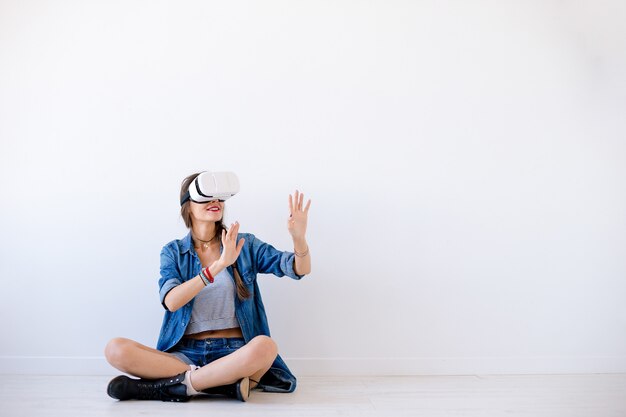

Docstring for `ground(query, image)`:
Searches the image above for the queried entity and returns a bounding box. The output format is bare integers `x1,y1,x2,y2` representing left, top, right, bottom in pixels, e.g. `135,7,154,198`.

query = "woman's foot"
107,373,191,402
201,376,250,401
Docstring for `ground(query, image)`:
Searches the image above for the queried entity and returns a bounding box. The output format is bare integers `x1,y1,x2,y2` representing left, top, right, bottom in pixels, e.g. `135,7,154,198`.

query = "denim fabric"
169,337,246,367
156,232,306,393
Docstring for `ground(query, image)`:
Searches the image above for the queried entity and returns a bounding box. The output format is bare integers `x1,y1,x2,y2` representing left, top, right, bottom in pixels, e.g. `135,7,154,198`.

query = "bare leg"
189,335,278,391
249,360,273,390
104,337,190,379
105,335,278,391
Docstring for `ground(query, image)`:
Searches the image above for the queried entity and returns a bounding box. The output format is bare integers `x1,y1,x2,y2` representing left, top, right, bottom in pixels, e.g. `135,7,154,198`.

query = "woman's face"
189,199,224,224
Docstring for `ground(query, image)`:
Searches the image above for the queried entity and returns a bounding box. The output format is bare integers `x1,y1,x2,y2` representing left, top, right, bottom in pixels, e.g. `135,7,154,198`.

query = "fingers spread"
291,190,311,214
230,222,239,239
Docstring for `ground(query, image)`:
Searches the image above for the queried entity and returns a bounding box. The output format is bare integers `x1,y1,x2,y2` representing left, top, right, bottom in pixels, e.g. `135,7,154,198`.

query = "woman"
104,171,312,402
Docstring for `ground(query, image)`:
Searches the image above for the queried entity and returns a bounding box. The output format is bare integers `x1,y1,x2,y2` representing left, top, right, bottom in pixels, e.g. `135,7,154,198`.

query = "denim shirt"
156,231,306,393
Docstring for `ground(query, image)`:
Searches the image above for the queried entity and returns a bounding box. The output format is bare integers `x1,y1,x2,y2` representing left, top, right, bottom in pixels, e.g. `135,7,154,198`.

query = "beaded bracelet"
200,266,214,284
198,271,210,286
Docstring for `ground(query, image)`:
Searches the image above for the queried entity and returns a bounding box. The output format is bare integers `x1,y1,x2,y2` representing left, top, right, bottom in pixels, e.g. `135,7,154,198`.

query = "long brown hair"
180,173,250,300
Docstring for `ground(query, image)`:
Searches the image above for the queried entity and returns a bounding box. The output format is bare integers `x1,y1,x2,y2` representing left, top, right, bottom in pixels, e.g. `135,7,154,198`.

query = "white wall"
1,0,625,376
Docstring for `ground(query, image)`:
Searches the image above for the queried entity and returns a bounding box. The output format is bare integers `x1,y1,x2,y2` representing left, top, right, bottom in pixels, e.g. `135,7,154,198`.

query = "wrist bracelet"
203,266,214,283
199,272,210,286
199,267,213,285
294,246,309,257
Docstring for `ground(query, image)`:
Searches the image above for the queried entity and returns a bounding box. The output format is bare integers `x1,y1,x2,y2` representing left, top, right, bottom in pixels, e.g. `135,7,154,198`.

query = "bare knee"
104,337,135,371
249,335,278,363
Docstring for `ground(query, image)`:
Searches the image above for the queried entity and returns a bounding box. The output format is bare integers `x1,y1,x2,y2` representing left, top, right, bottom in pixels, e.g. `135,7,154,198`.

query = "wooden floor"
1,374,625,417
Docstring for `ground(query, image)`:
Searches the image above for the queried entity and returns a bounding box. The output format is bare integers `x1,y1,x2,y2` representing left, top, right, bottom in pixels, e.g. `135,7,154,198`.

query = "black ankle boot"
201,376,250,402
107,372,191,402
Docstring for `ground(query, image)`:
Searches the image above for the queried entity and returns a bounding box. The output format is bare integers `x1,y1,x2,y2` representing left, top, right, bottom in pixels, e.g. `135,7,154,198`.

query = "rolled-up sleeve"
158,247,182,309
280,251,306,280
251,234,306,280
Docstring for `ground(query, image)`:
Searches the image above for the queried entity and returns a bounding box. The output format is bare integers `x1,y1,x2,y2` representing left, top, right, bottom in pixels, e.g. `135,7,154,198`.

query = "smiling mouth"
207,207,220,212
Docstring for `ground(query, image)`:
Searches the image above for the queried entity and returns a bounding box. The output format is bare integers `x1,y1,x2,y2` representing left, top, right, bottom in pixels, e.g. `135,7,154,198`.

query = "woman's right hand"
218,221,245,267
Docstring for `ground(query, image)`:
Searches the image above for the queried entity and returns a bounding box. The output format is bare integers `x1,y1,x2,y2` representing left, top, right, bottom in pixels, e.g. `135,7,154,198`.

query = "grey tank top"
184,267,239,335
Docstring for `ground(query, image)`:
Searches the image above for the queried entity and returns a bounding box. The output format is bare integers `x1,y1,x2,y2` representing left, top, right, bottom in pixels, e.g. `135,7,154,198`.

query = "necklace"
192,232,217,251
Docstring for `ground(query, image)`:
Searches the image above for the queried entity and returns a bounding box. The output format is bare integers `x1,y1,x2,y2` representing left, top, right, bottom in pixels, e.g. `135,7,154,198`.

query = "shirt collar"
181,231,193,254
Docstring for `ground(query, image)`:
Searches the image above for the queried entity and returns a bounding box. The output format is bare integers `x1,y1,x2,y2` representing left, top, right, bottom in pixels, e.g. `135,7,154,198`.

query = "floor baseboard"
1,355,625,376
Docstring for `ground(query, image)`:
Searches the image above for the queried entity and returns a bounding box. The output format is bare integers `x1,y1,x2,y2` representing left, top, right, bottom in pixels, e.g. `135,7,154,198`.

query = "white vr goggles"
180,171,240,206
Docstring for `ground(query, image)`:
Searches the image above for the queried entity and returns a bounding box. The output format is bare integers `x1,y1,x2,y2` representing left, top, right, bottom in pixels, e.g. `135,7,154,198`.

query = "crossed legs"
104,335,278,391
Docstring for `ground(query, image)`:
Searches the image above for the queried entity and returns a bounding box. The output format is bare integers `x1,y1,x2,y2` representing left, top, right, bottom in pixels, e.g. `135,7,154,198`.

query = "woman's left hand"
287,190,311,240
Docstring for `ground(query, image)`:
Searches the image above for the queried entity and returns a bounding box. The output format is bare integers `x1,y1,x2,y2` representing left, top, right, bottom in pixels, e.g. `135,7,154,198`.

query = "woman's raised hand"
219,221,245,267
288,190,311,240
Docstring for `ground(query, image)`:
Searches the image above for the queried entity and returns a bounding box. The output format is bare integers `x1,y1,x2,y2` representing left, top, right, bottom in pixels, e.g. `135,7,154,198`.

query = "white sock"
182,365,201,396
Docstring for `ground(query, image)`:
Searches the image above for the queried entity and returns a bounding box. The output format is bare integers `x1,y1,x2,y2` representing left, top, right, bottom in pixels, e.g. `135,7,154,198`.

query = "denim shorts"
168,337,246,368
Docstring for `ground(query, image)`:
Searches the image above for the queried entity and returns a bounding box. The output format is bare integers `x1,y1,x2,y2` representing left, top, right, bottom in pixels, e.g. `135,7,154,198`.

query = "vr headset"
180,171,240,206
